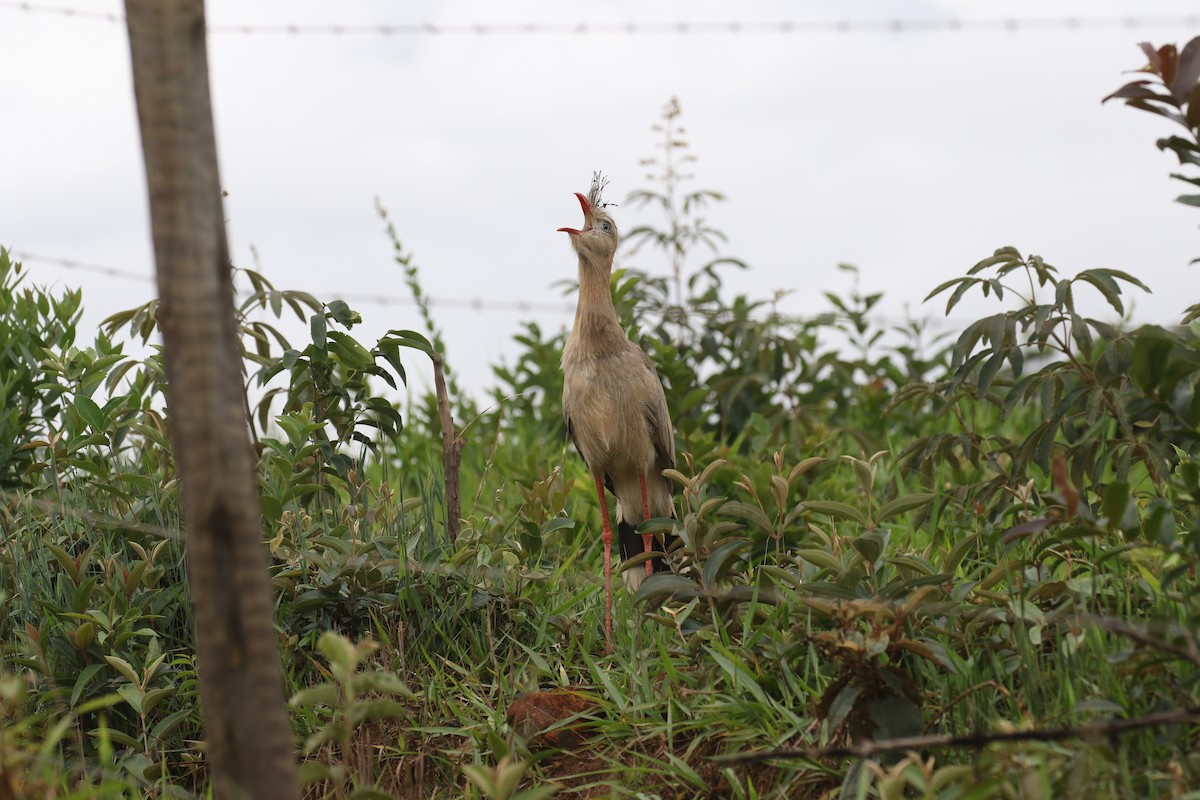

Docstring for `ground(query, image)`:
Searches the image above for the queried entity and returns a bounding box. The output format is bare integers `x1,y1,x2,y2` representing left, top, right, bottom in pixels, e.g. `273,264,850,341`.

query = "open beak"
557,192,594,235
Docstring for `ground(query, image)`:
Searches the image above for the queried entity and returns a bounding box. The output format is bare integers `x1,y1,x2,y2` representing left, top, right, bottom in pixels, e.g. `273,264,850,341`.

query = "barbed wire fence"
5,2,1182,327
1,1,1197,35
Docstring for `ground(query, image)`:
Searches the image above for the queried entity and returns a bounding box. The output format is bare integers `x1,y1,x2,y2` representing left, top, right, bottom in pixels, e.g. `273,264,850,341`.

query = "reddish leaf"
1126,98,1187,126
1172,35,1200,102
1001,517,1055,545
1102,82,1173,104
1159,44,1179,86
1140,41,1162,72
1052,452,1079,519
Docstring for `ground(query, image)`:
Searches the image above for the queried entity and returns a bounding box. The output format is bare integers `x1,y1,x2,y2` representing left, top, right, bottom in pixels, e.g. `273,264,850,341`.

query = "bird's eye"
599,221,612,233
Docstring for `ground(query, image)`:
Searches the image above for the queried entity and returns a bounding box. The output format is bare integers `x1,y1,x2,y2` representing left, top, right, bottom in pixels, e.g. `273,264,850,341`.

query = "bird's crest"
588,171,616,209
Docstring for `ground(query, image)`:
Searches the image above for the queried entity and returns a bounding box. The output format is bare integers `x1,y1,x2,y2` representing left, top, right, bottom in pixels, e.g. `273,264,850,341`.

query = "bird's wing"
564,411,582,462
563,381,587,464
565,396,616,494
638,349,676,473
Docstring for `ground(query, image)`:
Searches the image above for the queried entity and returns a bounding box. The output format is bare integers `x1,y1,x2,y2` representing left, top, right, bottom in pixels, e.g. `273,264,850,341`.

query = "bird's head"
558,173,618,264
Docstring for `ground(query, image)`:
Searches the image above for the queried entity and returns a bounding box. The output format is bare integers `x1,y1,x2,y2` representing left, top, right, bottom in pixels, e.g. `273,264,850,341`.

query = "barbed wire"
14,250,153,282
11,249,968,328
11,250,578,313
1,1,1196,36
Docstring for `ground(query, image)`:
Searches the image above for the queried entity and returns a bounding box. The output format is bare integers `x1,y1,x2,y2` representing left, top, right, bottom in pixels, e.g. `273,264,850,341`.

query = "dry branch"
432,351,463,546
728,705,1200,763
1088,615,1200,668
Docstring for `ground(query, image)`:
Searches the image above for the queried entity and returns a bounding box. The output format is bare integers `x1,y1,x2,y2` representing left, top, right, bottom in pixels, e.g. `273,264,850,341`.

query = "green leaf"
977,350,1005,397
1001,517,1055,545
290,684,340,708
1144,499,1176,546
706,645,769,706
149,707,193,741
74,395,105,430
924,275,969,303
1078,270,1125,315
385,329,435,355
987,312,1008,348
801,500,868,527
350,671,414,698
298,762,335,786
46,543,81,583
317,631,361,676
1101,482,1130,529
1007,340,1025,378
769,474,789,512
759,564,803,589
541,516,576,535
462,764,496,796
76,693,123,714
96,728,141,749
310,311,328,351
350,789,406,800
702,539,749,587
968,247,1022,275
347,699,409,724
1071,313,1093,355
719,501,772,531
637,574,703,604
888,554,934,576
788,456,826,483
1072,698,1125,715
846,456,874,496
942,277,979,315
326,331,374,367
866,693,924,740
942,532,980,574
70,663,108,708
826,682,864,732
951,318,987,372
116,683,144,714
796,548,843,573
103,655,140,686
722,585,781,605
850,532,884,564
321,298,353,326
141,686,173,715
876,493,935,523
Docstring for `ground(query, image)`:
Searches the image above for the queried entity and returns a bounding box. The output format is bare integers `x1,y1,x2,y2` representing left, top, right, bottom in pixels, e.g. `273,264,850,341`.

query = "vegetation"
1,37,1199,799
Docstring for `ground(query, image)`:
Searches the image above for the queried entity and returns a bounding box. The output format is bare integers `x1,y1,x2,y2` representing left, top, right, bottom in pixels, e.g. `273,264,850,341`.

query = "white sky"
3,1,1198,401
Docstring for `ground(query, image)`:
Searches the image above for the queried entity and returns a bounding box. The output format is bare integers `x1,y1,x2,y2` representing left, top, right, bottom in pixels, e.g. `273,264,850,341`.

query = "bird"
558,173,677,644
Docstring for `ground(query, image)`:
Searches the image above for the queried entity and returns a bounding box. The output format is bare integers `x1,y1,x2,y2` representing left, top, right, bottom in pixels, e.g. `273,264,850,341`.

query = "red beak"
557,192,594,235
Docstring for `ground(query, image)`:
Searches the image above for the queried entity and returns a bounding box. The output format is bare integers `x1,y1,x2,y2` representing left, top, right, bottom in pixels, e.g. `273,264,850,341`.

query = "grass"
4,375,1200,798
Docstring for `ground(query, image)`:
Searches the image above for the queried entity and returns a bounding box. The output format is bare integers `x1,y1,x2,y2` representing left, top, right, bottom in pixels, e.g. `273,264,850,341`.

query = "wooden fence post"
123,1,299,796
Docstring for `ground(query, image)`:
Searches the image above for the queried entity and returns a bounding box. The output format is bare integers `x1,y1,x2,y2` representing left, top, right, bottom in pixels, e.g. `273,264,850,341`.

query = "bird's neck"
571,255,626,351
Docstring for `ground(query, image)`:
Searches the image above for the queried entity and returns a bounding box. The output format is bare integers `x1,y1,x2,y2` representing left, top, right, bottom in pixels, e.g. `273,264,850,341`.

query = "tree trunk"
123,2,298,797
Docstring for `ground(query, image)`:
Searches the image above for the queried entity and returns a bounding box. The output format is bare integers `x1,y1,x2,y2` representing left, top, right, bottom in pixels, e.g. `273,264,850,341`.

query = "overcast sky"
3,0,1198,401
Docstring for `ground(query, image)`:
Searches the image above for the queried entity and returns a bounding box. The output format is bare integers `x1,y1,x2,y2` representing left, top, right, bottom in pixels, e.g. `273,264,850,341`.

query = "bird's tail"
616,505,678,593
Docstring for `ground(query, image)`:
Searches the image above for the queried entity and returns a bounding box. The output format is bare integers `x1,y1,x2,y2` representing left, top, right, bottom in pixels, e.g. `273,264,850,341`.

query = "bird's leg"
594,474,614,646
639,474,654,577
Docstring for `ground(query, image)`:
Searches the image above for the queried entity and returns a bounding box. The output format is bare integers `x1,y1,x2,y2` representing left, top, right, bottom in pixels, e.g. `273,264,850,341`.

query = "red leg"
639,474,654,576
594,474,614,645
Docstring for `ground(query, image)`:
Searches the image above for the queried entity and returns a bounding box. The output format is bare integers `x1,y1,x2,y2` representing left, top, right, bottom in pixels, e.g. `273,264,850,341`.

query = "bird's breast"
562,354,658,474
